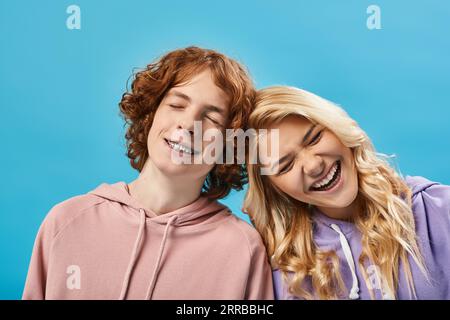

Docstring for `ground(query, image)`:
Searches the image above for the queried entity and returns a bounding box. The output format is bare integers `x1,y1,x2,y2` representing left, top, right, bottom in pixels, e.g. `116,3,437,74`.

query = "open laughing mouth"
309,160,342,192
164,138,199,155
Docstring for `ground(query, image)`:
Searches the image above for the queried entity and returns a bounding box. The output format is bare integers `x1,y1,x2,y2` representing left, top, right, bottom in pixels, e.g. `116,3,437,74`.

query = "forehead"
167,69,230,108
268,115,313,142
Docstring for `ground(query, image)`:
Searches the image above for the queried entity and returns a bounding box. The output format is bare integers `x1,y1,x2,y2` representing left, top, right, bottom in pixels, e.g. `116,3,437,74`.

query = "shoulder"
39,192,105,240
405,176,450,246
228,214,263,242
405,175,450,216
406,175,450,197
215,206,267,255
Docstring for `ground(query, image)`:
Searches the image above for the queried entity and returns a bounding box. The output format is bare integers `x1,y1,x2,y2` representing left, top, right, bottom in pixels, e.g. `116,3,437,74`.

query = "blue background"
1,0,449,299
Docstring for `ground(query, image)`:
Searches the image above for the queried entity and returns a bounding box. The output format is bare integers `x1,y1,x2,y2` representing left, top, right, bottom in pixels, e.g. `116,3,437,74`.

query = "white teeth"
167,140,193,154
312,163,338,188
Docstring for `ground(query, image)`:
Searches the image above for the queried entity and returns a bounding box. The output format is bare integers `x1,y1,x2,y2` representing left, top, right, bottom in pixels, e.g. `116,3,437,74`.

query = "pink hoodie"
22,182,274,300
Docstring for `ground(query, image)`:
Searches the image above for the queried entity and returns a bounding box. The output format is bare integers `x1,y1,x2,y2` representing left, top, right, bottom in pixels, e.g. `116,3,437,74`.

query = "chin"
158,162,190,177
148,153,181,174
337,189,359,208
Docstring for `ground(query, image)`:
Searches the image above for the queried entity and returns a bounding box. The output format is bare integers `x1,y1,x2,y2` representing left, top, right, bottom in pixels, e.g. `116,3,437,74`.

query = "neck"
127,160,204,215
316,196,362,221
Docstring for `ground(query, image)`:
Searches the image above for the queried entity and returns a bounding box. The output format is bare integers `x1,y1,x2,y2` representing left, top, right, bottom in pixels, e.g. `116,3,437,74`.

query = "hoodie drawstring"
145,215,177,300
119,209,147,300
119,211,178,300
330,223,360,300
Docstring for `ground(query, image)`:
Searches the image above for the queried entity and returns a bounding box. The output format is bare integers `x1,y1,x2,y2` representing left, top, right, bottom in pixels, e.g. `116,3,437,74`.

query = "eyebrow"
270,124,317,172
168,90,226,115
168,90,191,102
204,104,225,116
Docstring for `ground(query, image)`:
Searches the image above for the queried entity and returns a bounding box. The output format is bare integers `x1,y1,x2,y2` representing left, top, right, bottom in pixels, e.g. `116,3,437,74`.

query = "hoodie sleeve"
407,176,450,279
22,195,95,300
272,269,290,300
22,207,59,300
244,233,275,300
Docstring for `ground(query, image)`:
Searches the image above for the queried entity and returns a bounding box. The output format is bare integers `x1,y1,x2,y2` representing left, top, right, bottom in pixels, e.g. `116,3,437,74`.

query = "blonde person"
243,86,450,300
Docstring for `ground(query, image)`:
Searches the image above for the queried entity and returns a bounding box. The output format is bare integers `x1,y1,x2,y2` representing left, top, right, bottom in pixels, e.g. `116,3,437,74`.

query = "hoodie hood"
88,181,227,225
88,181,228,299
405,175,438,196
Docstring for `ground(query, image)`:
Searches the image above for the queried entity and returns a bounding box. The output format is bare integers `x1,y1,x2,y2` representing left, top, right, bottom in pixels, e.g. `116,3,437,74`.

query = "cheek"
202,126,223,143
321,132,346,154
348,158,359,189
344,149,357,176
147,123,158,144
147,121,165,155
152,106,172,126
342,149,359,195
148,109,169,139
271,173,302,198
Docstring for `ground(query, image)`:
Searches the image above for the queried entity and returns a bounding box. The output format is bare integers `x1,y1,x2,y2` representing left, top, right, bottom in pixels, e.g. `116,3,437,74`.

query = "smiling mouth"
164,138,198,155
309,160,341,192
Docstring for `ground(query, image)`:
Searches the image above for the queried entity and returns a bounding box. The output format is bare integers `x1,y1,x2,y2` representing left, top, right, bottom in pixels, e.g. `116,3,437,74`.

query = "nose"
177,123,194,136
177,111,197,135
302,152,325,178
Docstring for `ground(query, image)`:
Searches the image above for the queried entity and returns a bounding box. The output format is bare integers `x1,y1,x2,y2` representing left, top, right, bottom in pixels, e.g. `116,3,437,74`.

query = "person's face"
264,116,359,212
146,68,229,180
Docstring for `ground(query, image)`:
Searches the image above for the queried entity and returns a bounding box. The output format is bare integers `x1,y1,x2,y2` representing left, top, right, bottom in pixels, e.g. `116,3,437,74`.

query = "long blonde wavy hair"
244,86,428,300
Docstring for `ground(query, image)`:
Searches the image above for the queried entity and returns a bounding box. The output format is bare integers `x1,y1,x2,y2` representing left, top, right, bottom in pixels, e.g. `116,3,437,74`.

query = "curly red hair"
119,46,255,200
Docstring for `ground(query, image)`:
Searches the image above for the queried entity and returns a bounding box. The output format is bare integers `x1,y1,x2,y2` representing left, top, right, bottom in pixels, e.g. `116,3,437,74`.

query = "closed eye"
206,115,221,125
169,104,184,109
309,130,323,146
203,111,223,127
277,160,294,175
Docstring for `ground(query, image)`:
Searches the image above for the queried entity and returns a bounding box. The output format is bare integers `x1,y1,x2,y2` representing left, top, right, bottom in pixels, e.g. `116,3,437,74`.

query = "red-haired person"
23,47,274,300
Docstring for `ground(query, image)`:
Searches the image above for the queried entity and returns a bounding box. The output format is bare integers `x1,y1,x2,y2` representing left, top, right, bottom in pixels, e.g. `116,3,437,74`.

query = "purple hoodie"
273,176,450,300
